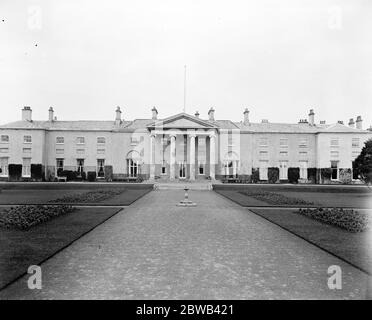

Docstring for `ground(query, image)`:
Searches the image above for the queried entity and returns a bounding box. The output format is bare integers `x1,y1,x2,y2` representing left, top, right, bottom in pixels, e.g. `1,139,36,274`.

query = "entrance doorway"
179,161,186,179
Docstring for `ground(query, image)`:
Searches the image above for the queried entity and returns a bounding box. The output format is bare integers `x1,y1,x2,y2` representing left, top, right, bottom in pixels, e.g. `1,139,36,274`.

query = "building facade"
0,106,371,183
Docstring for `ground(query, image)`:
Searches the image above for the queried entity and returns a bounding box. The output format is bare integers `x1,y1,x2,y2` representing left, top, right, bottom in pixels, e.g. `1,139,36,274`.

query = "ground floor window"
97,159,105,177
56,158,64,176
161,160,166,175
77,159,84,176
223,160,238,177
178,161,186,179
22,158,31,177
259,161,268,180
0,157,8,177
128,159,139,177
198,161,205,175
279,161,288,180
331,161,338,180
299,161,308,179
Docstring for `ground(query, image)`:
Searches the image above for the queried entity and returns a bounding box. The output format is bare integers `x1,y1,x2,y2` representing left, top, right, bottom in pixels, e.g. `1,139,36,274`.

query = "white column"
209,133,216,180
189,134,196,180
170,134,176,180
233,160,237,177
150,134,156,179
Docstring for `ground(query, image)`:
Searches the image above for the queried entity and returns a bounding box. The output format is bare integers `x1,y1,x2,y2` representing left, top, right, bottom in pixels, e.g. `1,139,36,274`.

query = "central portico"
147,112,218,181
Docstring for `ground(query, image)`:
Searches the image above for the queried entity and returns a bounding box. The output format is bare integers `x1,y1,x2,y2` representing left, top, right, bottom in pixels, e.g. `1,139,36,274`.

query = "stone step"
154,182,213,190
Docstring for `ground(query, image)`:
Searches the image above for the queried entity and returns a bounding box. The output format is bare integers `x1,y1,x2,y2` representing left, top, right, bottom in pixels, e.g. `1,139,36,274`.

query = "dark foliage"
31,164,43,180
353,138,372,185
8,164,22,181
288,167,300,183
251,168,259,183
298,207,369,232
0,205,75,230
268,167,279,183
87,171,97,182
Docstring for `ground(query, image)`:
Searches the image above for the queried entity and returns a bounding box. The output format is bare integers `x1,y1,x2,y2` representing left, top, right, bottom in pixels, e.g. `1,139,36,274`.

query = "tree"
354,138,372,187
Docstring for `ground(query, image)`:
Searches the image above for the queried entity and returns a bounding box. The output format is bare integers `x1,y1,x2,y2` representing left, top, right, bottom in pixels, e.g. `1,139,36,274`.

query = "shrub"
321,168,332,180
59,170,77,181
307,167,317,183
288,167,300,183
298,207,369,232
8,164,22,181
339,168,352,184
239,190,315,205
104,165,113,181
252,168,259,183
268,167,279,183
49,188,126,203
31,164,43,181
0,205,75,230
353,138,372,185
87,171,97,182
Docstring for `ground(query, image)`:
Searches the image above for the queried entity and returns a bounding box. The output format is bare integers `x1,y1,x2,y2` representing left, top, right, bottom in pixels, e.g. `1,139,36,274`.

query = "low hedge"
8,164,22,181
268,167,279,183
321,168,332,180
307,167,317,183
49,188,126,203
252,168,259,183
87,171,97,182
298,207,369,232
0,205,75,230
31,164,43,181
239,190,315,205
288,167,300,183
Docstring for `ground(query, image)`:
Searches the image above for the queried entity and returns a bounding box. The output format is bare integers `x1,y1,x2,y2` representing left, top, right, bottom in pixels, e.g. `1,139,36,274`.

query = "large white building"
0,106,371,183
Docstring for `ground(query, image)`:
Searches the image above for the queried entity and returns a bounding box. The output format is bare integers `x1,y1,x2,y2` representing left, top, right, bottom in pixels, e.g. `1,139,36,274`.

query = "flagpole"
183,65,186,113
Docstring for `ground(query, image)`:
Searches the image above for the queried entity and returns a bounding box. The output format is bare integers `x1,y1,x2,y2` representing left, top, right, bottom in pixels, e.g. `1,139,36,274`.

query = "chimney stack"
22,106,32,121
208,107,215,121
308,109,315,126
195,111,200,118
348,118,355,128
48,107,54,121
356,116,363,129
115,106,122,126
243,108,249,125
151,107,158,120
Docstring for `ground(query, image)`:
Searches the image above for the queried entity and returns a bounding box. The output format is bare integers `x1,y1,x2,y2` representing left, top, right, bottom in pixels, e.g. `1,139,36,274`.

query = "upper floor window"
259,138,268,147
76,137,85,144
130,136,139,145
299,138,307,148
24,135,32,143
97,137,106,144
352,138,359,148
279,138,288,147
279,151,288,156
0,135,9,143
330,138,339,147
56,137,64,144
330,150,339,158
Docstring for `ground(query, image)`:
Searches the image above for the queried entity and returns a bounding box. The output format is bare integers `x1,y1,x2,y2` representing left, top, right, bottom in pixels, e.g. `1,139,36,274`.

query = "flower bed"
0,205,75,230
239,191,315,205
298,207,369,232
48,188,126,203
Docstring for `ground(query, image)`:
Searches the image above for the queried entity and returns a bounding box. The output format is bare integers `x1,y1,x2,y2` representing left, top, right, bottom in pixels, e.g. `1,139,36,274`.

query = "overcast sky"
0,0,371,127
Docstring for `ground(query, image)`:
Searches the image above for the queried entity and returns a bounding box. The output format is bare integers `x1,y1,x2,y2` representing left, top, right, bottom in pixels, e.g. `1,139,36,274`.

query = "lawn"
0,183,153,205
248,208,372,274
0,183,153,290
0,206,122,290
213,184,372,208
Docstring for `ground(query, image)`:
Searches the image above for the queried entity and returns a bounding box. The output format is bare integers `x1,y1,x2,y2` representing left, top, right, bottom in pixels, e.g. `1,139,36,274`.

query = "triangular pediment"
147,113,218,129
